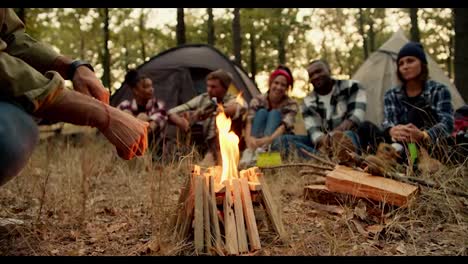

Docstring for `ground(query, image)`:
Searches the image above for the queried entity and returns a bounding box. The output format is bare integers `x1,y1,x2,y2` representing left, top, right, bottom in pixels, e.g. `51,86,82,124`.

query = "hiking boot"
239,148,257,169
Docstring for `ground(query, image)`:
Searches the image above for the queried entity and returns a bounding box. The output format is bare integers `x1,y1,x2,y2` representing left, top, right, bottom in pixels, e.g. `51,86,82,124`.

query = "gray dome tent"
111,44,260,108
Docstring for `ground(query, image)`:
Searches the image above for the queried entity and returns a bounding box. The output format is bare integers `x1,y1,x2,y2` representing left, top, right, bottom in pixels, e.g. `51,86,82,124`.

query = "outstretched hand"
100,106,149,160
72,66,110,104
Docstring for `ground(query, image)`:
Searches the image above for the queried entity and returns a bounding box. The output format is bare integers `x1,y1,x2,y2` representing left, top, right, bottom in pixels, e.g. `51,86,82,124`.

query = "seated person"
239,65,298,167
117,69,167,151
279,59,367,163
168,69,247,166
357,42,454,166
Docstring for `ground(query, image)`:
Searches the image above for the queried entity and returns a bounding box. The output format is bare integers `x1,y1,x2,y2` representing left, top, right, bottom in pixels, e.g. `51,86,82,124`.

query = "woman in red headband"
240,65,299,168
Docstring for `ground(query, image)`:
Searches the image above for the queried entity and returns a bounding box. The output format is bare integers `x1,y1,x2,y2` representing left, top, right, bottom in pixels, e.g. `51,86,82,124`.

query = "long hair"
396,61,429,85
124,69,148,88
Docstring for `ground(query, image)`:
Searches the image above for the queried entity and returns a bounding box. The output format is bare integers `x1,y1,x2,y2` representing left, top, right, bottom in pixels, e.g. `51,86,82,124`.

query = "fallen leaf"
396,243,407,254
107,222,128,233
367,224,384,234
50,249,59,255
351,219,369,238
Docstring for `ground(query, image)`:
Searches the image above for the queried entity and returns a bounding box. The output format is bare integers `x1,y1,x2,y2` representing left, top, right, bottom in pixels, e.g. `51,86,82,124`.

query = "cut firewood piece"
304,185,347,205
240,167,260,183
223,180,238,255
194,175,204,254
326,165,419,207
214,183,226,194
209,175,222,253
232,179,249,254
256,171,287,242
173,166,198,238
203,174,212,253
239,177,261,251
177,170,197,241
207,166,222,185
248,182,261,191
214,181,260,193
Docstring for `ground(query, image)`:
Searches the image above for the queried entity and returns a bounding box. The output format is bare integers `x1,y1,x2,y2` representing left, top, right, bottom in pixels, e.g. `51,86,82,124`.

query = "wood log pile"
172,165,286,255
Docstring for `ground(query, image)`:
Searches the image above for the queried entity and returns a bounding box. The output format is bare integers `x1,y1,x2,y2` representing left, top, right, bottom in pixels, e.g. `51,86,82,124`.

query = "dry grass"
0,133,467,256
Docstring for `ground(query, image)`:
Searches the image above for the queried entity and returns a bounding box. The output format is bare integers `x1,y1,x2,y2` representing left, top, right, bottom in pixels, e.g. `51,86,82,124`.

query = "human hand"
100,106,149,160
72,66,110,104
389,125,412,142
246,137,259,149
405,123,425,142
256,136,272,148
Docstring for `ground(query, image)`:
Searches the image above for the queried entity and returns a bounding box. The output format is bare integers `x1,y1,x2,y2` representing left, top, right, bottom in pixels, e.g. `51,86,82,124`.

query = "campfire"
172,105,286,255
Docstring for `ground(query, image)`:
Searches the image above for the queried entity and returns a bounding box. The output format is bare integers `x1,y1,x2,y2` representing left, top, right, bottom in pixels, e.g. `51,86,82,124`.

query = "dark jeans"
356,121,391,154
0,101,39,186
251,108,282,139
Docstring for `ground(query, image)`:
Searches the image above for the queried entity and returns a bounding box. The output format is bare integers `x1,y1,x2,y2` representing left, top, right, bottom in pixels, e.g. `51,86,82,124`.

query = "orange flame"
216,104,240,183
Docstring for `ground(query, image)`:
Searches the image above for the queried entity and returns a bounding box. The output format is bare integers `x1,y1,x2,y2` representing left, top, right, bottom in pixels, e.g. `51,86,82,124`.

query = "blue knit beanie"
397,42,427,64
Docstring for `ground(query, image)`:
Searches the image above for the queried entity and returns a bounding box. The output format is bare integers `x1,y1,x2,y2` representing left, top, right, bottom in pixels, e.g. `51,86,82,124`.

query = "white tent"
352,28,465,126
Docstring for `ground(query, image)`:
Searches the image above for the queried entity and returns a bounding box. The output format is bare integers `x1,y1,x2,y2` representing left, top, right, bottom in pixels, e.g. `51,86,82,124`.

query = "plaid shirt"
302,79,367,144
247,93,298,134
168,92,247,140
382,80,454,142
117,98,168,130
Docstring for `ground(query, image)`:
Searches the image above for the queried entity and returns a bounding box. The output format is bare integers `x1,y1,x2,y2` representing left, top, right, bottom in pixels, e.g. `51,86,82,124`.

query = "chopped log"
215,181,260,195
177,169,197,241
326,165,419,207
232,179,249,253
304,185,347,205
203,174,212,253
194,175,204,254
209,175,222,253
223,180,238,255
239,177,261,251
173,166,199,237
256,171,287,242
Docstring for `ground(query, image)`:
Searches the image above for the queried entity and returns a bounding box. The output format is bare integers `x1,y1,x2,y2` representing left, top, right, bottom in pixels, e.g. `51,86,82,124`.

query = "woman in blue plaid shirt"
357,42,454,161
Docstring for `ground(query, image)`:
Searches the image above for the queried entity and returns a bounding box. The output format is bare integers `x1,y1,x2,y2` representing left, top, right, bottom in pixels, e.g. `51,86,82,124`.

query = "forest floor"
1,133,467,256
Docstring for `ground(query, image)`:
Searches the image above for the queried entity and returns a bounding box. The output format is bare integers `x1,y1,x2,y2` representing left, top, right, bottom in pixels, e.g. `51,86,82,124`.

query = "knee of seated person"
0,102,39,186
268,109,282,117
255,108,268,116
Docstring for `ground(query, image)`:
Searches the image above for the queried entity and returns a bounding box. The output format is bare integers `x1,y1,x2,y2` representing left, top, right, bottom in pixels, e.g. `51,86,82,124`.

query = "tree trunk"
278,34,286,65
358,8,369,60
176,8,186,45
232,8,242,66
102,8,111,92
139,10,147,61
249,32,257,83
409,8,421,42
454,8,468,102
207,8,215,46
123,32,129,72
368,18,375,53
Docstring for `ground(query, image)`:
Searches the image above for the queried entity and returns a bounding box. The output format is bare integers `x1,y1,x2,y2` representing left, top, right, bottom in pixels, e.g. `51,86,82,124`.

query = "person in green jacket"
0,8,149,186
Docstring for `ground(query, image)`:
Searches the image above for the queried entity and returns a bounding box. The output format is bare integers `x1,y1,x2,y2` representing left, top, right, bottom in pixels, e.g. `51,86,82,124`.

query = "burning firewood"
172,106,286,255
